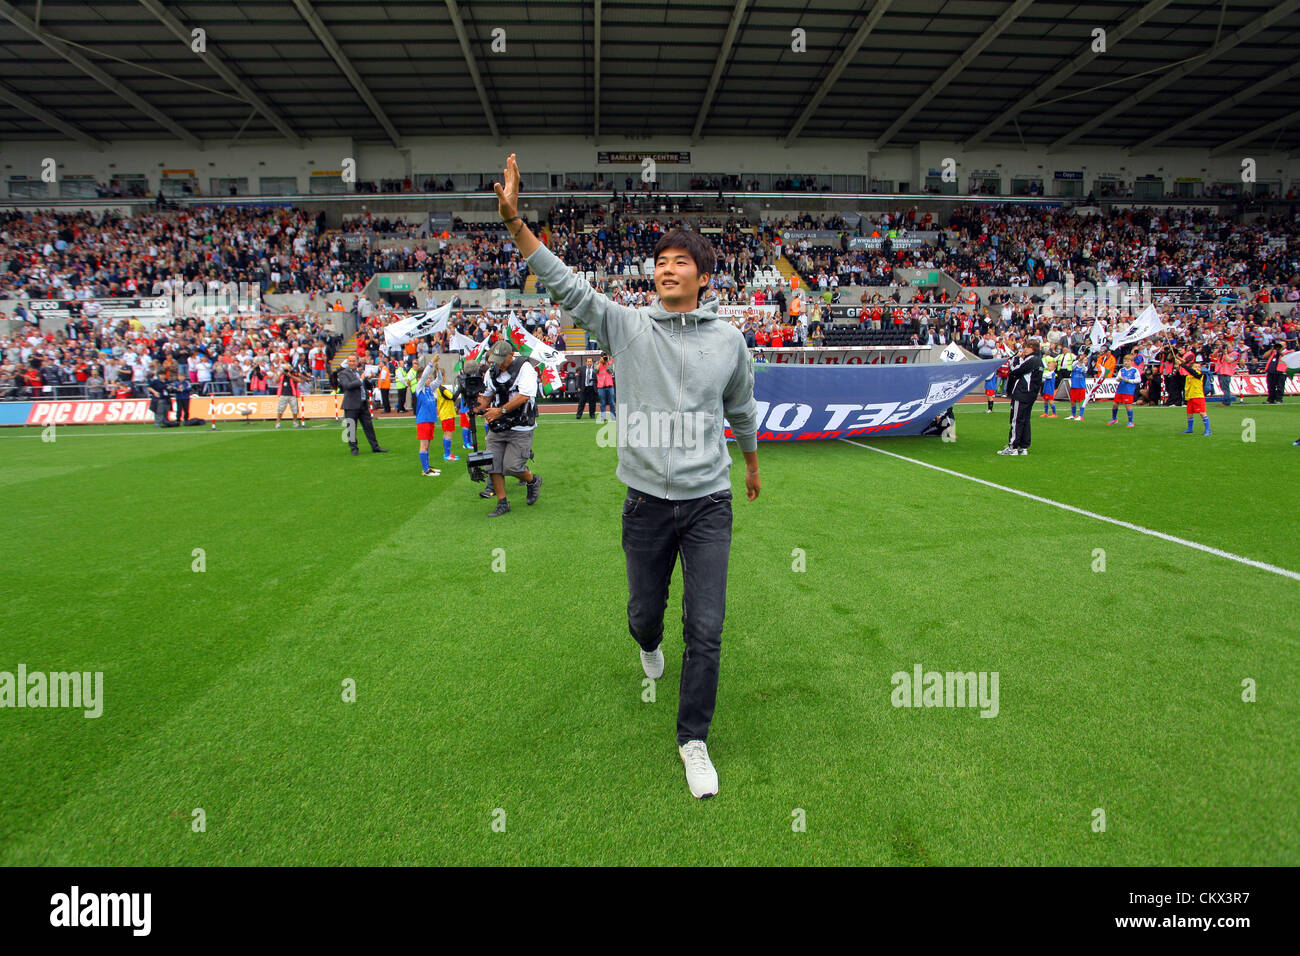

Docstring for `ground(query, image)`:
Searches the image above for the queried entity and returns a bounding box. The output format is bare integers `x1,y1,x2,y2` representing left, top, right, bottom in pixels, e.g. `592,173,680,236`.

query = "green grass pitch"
1,400,1297,866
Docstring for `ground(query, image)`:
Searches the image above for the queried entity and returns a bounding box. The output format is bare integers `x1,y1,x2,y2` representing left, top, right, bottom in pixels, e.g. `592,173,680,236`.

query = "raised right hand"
494,154,520,221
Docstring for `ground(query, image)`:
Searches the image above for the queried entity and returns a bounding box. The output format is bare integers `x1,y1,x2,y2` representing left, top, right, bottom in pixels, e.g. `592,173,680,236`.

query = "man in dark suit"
575,355,598,419
337,355,389,456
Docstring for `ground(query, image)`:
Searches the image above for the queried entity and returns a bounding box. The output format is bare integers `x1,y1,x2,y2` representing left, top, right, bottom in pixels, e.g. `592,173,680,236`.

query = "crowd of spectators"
3,199,1298,403
0,206,371,300
939,204,1300,296
0,312,340,400
755,204,1300,305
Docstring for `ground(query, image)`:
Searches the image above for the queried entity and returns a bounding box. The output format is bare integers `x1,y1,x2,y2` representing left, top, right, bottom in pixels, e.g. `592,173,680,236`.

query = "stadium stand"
3,198,1298,404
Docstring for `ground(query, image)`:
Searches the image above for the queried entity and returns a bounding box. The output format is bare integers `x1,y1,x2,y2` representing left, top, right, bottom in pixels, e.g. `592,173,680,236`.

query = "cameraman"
475,339,542,517
337,355,389,456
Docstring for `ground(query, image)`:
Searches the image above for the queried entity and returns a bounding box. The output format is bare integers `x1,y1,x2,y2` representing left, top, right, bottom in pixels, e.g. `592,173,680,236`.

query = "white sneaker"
1017,448,1029,455
640,646,664,679
274,422,281,429
996,446,1015,455
679,740,718,799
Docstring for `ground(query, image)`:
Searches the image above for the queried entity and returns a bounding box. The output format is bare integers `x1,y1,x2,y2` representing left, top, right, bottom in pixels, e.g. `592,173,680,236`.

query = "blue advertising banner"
0,403,34,426
725,358,1005,441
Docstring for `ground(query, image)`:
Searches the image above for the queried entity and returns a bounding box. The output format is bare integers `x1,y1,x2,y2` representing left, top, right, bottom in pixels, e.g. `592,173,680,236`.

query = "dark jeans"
576,385,598,418
622,486,733,746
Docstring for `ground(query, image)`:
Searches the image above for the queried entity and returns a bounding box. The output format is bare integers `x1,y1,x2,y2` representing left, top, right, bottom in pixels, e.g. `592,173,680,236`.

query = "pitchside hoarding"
22,297,171,324
753,347,931,365
722,358,1006,441
556,346,933,374
1,395,343,425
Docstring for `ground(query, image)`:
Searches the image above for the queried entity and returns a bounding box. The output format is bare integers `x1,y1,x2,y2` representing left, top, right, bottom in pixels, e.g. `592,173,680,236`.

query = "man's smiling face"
655,248,708,313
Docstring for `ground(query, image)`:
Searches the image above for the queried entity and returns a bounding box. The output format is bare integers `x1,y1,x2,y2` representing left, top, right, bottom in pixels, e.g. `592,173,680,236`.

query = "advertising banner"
190,395,342,421
717,304,778,318
1050,375,1297,400
753,347,932,365
1228,375,1299,397
0,395,344,426
22,399,155,425
847,236,929,250
24,297,171,324
723,359,1003,441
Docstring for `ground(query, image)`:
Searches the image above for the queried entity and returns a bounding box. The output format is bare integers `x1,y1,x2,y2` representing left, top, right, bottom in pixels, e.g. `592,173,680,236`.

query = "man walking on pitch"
475,339,543,517
494,153,760,798
337,355,390,456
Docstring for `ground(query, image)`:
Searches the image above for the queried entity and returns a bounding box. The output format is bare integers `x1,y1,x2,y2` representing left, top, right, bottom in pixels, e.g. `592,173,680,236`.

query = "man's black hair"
652,230,717,304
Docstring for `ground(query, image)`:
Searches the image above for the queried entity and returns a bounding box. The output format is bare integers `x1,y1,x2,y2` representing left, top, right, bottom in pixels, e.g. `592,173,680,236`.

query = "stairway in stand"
329,332,360,372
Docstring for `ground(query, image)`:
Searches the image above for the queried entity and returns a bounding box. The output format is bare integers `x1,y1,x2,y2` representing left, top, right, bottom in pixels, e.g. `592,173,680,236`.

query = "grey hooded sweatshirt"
524,243,759,500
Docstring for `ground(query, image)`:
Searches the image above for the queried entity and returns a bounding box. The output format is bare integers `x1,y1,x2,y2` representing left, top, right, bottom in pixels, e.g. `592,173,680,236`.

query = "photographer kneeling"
476,339,542,517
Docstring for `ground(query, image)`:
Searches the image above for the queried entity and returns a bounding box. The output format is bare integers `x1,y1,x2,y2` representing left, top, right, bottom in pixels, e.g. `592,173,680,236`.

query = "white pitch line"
840,438,1300,582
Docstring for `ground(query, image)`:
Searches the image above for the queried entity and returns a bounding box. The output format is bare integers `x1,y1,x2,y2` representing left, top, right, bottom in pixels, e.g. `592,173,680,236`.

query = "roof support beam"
966,0,1172,149
593,0,601,139
874,0,1033,151
1131,62,1300,153
692,0,749,143
138,0,303,147
444,0,502,144
784,0,891,146
1209,107,1300,157
0,0,201,146
0,81,106,149
291,0,402,147
1049,0,1300,153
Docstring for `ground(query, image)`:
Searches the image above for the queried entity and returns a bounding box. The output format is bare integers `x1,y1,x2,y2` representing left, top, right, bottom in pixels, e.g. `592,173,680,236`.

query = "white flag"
449,331,478,353
1110,305,1162,350
939,342,964,362
1088,318,1107,352
382,301,452,348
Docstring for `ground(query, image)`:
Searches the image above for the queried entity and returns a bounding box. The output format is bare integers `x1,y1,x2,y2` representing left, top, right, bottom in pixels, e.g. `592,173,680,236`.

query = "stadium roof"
1,0,1298,153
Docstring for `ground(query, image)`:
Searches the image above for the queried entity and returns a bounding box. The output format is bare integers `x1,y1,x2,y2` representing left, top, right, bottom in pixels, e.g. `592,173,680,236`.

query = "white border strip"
840,438,1300,582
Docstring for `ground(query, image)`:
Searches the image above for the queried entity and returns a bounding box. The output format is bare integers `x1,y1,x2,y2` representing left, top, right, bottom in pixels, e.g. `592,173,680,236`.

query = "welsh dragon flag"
506,317,567,397
453,335,494,374
451,328,566,397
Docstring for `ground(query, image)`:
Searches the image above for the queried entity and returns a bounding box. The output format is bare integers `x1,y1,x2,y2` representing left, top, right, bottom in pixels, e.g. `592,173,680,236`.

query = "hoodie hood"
647,292,722,324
